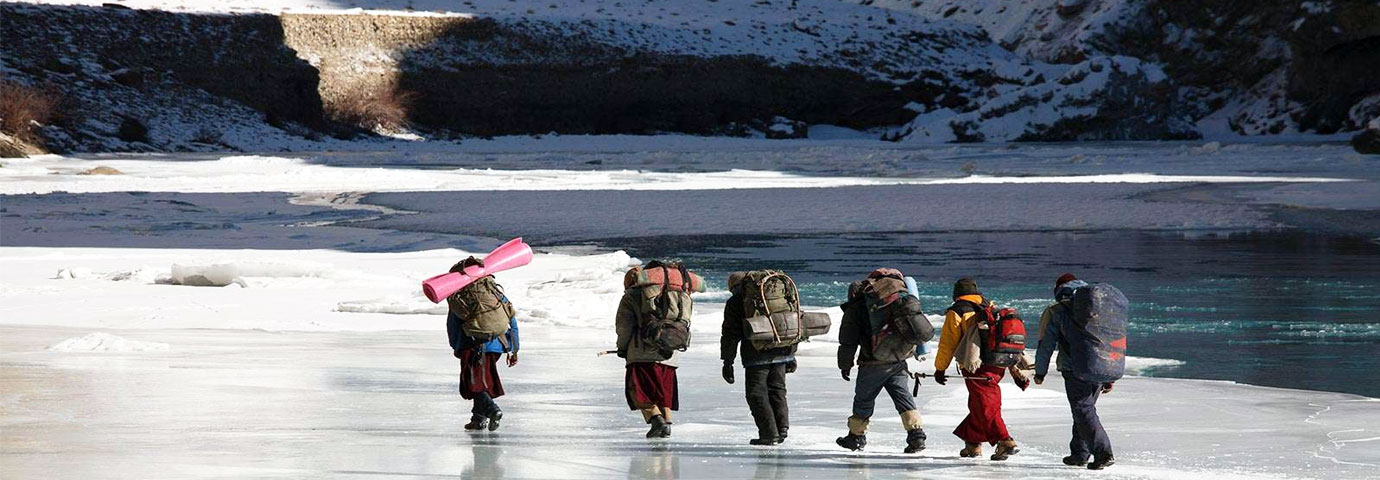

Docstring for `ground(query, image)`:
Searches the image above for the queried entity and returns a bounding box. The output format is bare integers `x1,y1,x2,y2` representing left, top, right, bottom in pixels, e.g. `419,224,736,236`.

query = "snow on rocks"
47,332,170,352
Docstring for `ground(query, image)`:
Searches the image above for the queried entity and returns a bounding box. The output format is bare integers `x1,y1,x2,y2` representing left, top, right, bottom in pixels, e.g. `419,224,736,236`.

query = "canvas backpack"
630,261,698,357
952,300,1026,368
740,270,822,350
446,271,515,347
863,271,934,360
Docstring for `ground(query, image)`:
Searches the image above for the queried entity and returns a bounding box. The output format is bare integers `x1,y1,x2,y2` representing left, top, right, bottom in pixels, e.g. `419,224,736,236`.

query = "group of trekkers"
443,258,1128,471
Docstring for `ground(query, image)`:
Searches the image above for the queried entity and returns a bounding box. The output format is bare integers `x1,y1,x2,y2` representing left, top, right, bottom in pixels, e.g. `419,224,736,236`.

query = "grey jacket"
615,290,680,367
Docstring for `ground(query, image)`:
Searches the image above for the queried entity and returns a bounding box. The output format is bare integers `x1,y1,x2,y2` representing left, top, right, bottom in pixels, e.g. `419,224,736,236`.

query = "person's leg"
767,363,789,438
1064,376,1094,462
744,366,777,440
850,365,887,422
1067,376,1112,459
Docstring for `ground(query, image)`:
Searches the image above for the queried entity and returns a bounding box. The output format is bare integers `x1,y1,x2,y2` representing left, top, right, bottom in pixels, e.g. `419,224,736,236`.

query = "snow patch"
48,332,170,352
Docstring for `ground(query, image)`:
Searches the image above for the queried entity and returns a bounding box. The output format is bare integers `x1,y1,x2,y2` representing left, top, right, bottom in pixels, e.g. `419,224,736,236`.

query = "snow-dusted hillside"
868,0,1380,139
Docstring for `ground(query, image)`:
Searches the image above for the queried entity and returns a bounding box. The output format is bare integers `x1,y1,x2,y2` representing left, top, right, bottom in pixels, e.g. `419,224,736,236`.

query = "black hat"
953,277,980,298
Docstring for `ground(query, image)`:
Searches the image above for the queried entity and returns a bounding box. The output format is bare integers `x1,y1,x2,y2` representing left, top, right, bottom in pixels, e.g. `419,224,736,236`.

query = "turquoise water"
615,231,1380,397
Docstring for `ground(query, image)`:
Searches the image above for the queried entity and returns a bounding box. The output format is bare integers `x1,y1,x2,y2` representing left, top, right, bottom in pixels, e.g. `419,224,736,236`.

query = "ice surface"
3,324,1376,479
2,245,1378,478
46,332,170,352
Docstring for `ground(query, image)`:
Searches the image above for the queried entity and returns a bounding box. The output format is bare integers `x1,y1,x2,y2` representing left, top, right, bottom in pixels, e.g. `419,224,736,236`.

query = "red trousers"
625,362,679,411
459,350,504,400
953,365,1010,444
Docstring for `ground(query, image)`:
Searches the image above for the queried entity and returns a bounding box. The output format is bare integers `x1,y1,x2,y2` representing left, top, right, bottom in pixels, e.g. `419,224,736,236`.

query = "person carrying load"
615,260,705,438
721,270,831,445
1035,273,1128,471
934,277,1034,461
836,268,934,453
444,256,521,432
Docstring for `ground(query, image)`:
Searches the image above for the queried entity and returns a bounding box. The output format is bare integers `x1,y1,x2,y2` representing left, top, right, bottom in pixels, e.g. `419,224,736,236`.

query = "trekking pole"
597,350,619,357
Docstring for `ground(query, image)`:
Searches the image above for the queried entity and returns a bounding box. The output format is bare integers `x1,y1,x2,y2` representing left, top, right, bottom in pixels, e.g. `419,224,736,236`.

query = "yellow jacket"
934,294,986,372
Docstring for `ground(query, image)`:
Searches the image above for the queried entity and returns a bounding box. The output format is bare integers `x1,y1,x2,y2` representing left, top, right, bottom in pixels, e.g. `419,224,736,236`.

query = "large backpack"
446,258,515,346
953,300,1026,368
1067,283,1129,383
861,272,934,362
628,261,701,357
740,270,828,349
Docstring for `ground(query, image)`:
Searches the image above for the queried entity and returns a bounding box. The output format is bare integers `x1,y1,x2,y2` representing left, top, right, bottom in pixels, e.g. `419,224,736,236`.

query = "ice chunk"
47,332,170,352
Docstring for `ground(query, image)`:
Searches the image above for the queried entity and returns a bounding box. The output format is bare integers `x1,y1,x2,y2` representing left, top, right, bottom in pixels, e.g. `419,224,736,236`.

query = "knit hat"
952,277,980,298
1054,273,1078,292
727,272,747,290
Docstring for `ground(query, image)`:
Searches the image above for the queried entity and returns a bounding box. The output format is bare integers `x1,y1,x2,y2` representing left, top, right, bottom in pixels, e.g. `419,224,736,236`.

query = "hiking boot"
749,437,779,446
486,409,503,432
1088,454,1115,470
463,415,488,431
835,433,867,451
990,439,1020,461
1063,455,1089,466
959,442,982,458
646,414,671,438
776,427,788,444
903,428,927,453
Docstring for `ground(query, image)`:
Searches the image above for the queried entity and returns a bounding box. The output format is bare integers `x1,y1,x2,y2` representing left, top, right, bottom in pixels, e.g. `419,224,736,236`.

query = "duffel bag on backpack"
446,258,516,344
974,305,1026,368
740,270,815,350
1068,283,1129,383
630,261,702,356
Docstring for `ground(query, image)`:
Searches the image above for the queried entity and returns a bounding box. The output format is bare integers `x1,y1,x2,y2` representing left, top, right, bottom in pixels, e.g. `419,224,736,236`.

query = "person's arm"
1035,307,1060,378
720,292,743,366
836,299,862,373
615,293,636,356
933,309,963,372
446,311,463,356
506,316,520,354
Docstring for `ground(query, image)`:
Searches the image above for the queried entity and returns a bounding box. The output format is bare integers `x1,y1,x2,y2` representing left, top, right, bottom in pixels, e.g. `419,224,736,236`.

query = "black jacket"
722,287,797,368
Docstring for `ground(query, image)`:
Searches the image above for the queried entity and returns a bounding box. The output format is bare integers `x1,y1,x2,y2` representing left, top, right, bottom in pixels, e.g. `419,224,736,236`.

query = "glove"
933,370,947,385
616,349,627,359
1014,374,1030,391
785,359,798,374
506,353,519,367
841,369,851,381
722,365,735,384
1034,374,1045,385
1102,382,1114,394
453,349,464,360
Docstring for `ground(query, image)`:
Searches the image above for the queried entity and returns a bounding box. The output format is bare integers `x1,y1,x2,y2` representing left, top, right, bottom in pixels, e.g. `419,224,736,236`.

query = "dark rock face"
1354,128,1380,155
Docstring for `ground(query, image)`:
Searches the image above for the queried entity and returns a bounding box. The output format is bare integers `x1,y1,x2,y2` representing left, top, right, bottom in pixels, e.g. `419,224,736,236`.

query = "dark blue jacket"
447,310,519,355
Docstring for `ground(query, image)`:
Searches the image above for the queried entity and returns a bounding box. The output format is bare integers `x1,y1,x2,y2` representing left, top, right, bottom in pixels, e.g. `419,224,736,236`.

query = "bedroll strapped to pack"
446,257,515,344
628,261,703,357
740,270,830,350
1068,283,1129,383
973,305,1026,368
863,269,934,361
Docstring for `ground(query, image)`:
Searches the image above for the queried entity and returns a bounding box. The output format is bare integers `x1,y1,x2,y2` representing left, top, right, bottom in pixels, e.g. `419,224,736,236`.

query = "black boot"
776,427,788,444
1063,455,1089,466
463,415,488,431
486,408,503,432
904,428,927,453
646,415,671,438
1087,454,1115,470
835,433,867,451
749,437,778,446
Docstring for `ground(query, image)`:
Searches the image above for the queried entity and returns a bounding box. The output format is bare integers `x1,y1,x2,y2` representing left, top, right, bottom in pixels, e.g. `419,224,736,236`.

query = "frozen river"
2,325,1376,479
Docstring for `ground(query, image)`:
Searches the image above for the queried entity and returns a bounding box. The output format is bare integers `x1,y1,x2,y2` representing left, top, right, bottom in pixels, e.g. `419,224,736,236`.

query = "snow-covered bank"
0,154,1351,195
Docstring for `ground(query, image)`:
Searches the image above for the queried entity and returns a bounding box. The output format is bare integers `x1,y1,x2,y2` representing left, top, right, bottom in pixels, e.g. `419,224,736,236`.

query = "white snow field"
1,247,1377,479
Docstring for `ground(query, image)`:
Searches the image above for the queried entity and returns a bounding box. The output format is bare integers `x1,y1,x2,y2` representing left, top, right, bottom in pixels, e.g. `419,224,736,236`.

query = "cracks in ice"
1305,401,1378,467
